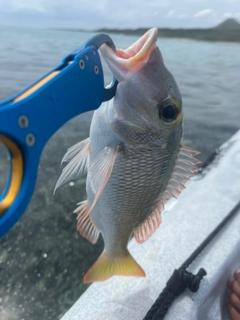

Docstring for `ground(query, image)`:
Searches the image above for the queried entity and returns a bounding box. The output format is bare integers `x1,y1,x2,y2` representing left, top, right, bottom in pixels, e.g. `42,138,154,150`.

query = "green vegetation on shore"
95,18,240,43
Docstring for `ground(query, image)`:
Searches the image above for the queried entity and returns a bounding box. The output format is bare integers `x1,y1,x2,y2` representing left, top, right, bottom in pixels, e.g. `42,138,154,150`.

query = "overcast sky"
0,0,239,29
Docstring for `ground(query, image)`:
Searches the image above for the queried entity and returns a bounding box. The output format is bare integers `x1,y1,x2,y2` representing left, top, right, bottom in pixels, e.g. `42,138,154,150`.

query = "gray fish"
55,28,200,283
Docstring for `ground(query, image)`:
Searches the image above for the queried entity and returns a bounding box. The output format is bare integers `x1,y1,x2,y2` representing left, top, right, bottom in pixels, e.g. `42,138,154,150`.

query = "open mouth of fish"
100,28,158,81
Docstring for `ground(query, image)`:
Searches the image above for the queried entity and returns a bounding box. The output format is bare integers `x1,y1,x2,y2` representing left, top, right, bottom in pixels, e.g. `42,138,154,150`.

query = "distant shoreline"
60,19,240,44
100,27,240,42
62,27,240,44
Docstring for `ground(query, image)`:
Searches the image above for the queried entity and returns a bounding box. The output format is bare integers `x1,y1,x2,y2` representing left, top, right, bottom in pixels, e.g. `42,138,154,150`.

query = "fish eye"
159,101,179,124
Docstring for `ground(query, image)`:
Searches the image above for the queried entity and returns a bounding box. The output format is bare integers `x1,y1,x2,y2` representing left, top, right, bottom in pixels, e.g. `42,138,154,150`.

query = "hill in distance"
215,18,240,30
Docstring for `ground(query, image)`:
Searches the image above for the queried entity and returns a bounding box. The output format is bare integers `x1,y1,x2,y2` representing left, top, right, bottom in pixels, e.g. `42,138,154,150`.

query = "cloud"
194,9,215,17
223,12,240,19
0,0,45,12
223,12,233,18
167,10,188,19
167,10,175,17
0,0,239,29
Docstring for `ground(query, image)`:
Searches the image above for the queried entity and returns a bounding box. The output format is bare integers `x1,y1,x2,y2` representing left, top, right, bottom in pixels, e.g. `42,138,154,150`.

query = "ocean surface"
0,26,240,320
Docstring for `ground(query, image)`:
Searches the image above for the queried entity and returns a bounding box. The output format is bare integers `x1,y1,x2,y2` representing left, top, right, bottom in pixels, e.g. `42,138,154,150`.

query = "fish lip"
100,28,158,81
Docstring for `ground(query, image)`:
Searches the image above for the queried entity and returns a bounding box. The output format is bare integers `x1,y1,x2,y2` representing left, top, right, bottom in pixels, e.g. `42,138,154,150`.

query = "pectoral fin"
88,145,121,212
54,138,90,193
61,138,90,164
83,251,145,283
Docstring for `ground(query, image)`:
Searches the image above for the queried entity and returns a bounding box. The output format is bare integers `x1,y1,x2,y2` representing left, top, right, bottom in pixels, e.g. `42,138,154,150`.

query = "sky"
0,0,239,29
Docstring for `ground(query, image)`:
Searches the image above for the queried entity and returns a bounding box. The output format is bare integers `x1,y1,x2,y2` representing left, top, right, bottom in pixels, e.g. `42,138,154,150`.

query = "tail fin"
83,251,146,283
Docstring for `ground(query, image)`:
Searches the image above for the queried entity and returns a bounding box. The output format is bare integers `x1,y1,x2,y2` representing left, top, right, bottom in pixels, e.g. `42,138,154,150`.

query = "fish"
54,28,201,283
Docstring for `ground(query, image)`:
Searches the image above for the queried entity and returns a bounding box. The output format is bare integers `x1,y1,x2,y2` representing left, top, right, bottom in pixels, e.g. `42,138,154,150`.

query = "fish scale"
89,124,180,251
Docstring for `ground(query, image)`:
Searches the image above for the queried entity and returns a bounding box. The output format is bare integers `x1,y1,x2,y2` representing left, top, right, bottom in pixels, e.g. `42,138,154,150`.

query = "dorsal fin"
88,145,121,212
74,200,99,244
54,138,90,193
134,145,201,244
162,145,201,199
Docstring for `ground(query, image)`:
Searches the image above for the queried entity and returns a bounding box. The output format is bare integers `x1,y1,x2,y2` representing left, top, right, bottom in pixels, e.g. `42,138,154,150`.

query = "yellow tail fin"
83,251,146,283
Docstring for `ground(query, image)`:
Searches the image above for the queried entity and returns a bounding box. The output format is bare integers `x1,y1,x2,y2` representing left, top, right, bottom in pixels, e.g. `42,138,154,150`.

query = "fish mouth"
100,28,158,82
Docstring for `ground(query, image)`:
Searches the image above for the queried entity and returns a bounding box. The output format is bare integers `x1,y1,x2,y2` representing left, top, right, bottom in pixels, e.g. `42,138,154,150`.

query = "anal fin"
74,200,99,244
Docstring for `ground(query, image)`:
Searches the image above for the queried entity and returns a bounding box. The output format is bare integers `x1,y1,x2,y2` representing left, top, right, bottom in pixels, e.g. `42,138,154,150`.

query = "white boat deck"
61,130,240,320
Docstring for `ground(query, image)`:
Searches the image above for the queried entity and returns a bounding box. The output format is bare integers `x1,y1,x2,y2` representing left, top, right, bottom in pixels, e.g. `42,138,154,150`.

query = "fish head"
100,28,183,146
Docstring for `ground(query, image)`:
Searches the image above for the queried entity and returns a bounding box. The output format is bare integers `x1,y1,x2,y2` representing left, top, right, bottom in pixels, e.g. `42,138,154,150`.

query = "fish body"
55,28,200,283
88,96,181,255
